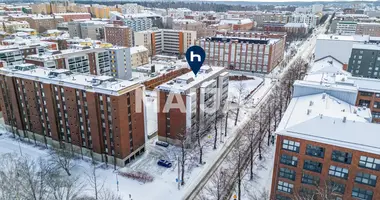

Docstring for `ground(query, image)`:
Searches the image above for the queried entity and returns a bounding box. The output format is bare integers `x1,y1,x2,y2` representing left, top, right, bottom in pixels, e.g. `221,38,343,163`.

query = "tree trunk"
234,108,240,126
213,120,217,150
250,142,254,180
225,111,228,137
64,168,71,176
259,140,262,160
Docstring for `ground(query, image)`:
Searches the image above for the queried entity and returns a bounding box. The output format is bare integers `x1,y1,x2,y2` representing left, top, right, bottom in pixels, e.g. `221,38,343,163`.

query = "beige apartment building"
3,21,30,33
130,46,149,68
172,19,216,39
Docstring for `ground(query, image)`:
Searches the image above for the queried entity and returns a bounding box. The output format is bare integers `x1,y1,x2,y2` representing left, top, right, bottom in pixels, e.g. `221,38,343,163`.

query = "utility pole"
177,156,180,190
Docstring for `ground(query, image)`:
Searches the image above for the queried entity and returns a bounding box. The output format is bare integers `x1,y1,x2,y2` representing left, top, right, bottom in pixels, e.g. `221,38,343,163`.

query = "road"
183,17,330,200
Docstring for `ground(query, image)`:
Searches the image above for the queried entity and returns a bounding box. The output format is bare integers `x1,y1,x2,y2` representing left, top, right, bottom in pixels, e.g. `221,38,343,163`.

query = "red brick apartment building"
105,24,132,47
0,64,146,166
270,81,380,200
156,66,229,144
352,77,380,123
195,35,285,73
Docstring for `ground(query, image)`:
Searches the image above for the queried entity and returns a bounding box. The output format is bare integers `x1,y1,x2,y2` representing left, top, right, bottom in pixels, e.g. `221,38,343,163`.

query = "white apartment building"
25,48,112,76
107,46,132,80
130,45,149,68
134,29,196,56
121,3,143,14
289,14,320,28
336,21,358,35
167,8,192,19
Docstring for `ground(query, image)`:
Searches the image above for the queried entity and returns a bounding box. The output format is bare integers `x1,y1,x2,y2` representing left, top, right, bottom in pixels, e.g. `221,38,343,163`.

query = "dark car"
157,159,172,168
155,141,169,147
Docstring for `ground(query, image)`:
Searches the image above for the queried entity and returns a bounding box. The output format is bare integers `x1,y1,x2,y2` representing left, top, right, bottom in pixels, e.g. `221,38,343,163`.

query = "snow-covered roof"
53,12,91,16
284,22,308,28
219,18,252,25
173,19,198,24
279,116,380,155
309,56,347,75
156,66,225,93
0,65,142,96
130,45,148,54
317,34,370,42
352,43,380,51
277,92,372,134
349,76,380,93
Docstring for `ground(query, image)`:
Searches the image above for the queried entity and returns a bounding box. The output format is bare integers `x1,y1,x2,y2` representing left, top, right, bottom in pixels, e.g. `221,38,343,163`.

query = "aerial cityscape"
0,0,379,200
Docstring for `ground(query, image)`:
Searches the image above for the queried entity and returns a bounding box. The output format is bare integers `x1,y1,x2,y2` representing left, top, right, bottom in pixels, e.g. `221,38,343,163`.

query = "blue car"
157,159,172,168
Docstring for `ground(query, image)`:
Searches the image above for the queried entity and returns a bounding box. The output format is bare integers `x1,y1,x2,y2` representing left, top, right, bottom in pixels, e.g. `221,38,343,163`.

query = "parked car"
157,159,172,168
155,141,169,148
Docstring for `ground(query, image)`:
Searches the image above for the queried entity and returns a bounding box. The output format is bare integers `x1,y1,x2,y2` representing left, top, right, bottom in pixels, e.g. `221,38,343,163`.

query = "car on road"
156,141,169,147
157,159,172,168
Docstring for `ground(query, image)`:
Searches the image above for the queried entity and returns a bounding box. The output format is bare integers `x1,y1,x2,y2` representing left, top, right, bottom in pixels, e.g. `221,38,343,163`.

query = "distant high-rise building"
105,25,132,47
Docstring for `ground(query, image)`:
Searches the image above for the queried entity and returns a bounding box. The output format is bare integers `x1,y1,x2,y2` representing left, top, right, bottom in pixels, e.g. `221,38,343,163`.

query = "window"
376,93,380,98
330,181,345,194
279,168,296,181
355,172,377,187
329,165,349,179
360,91,373,97
372,112,380,119
306,144,325,158
280,154,298,167
276,195,291,200
301,173,319,185
373,101,380,108
277,181,293,194
358,99,371,108
332,150,352,164
303,160,323,173
352,187,373,200
282,139,300,152
359,156,380,171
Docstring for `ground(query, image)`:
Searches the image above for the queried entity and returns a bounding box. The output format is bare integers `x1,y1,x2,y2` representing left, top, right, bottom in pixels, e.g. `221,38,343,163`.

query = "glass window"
360,91,373,97
355,172,377,187
329,165,349,179
330,181,345,194
282,139,300,152
280,154,298,167
352,187,373,200
358,99,371,108
275,195,291,200
359,156,380,171
332,150,352,164
277,181,293,194
279,168,296,181
301,173,320,185
303,160,323,173
306,144,325,158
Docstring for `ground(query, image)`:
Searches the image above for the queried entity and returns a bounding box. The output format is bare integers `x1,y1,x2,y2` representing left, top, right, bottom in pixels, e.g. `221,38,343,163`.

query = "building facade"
195,35,285,73
0,64,146,166
336,21,358,35
156,66,228,145
356,23,380,37
347,44,380,79
53,13,91,22
134,29,197,56
105,25,132,47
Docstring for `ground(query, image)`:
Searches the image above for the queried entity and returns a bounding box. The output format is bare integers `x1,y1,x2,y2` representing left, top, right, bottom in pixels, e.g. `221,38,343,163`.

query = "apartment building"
108,46,132,80
9,14,64,33
121,3,143,14
284,23,309,35
3,21,30,33
134,29,197,56
156,66,228,144
253,13,290,27
270,77,380,200
25,48,111,76
0,42,58,66
195,35,285,73
336,21,358,35
172,19,216,39
288,14,320,29
53,13,91,22
68,21,107,40
105,24,132,47
219,18,254,31
355,23,380,37
347,44,380,79
130,46,149,68
0,64,146,166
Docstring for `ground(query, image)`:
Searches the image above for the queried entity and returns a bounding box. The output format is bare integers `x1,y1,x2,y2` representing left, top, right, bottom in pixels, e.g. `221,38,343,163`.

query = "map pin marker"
186,45,206,77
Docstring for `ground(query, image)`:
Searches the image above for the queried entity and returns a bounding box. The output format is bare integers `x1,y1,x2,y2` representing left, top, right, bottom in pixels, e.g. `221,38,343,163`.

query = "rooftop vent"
307,109,311,115
343,116,347,123
309,101,313,106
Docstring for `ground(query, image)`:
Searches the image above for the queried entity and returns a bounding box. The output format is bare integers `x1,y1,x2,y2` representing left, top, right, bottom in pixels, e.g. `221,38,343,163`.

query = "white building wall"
315,38,356,64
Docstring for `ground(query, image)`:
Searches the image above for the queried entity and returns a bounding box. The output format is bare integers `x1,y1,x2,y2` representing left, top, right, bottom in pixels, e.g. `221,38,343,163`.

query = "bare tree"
204,168,228,200
232,80,246,126
86,164,104,200
99,189,123,200
176,127,196,186
48,176,85,200
50,146,76,176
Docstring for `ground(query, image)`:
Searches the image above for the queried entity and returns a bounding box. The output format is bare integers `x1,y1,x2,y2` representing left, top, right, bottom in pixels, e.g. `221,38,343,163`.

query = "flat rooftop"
0,64,141,96
317,34,370,42
156,66,225,93
277,92,371,133
279,116,380,155
203,36,279,45
26,48,106,61
352,43,380,50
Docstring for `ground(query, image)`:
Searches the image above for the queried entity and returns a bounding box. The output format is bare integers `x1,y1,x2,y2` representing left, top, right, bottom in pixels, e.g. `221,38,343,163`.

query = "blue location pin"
186,46,206,76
